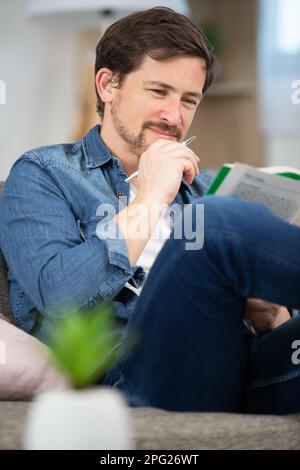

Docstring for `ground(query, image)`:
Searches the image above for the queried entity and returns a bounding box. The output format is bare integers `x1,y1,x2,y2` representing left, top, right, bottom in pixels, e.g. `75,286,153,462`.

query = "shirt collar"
180,179,193,196
82,124,114,169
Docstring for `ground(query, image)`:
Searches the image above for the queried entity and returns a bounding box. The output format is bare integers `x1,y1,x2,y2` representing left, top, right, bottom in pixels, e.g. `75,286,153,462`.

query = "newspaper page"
214,163,300,223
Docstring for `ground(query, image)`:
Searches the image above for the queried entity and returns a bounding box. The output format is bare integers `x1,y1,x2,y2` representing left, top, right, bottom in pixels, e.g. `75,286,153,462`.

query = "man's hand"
114,138,200,266
245,298,291,335
137,138,200,205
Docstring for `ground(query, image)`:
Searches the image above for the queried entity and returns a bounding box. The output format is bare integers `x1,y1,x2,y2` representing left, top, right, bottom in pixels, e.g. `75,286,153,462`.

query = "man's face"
107,54,206,155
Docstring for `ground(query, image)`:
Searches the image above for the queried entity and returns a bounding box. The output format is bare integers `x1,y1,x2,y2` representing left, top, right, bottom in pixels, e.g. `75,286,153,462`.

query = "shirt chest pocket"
77,217,104,241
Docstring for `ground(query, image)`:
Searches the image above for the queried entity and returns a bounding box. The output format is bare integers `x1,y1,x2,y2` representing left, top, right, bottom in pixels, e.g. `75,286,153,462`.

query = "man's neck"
100,122,140,179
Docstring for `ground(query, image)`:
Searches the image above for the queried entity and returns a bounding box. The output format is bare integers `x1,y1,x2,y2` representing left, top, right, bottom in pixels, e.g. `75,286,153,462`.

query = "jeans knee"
172,195,268,253
195,195,270,236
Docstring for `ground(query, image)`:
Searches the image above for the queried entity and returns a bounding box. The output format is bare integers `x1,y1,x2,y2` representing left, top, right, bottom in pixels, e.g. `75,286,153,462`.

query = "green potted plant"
24,302,133,450
200,23,224,56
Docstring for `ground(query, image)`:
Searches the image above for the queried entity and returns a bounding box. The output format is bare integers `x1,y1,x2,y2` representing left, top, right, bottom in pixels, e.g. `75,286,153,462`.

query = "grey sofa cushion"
131,408,300,450
1,401,300,450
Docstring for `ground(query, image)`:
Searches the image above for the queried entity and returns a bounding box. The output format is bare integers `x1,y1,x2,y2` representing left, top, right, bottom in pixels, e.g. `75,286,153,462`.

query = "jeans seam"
248,369,300,390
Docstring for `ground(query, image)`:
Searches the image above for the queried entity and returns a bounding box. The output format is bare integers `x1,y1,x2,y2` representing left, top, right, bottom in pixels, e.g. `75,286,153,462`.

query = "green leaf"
46,302,128,388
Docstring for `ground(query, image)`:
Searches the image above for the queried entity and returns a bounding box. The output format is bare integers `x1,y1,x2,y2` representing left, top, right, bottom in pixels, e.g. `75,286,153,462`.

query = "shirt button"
117,191,124,197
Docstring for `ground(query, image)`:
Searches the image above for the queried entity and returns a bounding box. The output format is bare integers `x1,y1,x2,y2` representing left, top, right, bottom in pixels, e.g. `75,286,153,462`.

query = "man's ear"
95,68,118,106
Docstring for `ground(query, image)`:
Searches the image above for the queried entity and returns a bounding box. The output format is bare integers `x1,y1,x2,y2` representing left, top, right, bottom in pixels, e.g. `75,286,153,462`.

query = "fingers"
151,139,200,168
142,138,200,184
246,298,281,313
179,157,199,184
156,141,200,183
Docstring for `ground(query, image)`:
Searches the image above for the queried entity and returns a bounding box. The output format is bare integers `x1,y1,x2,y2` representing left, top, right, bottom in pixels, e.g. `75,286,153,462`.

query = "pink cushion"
0,319,68,399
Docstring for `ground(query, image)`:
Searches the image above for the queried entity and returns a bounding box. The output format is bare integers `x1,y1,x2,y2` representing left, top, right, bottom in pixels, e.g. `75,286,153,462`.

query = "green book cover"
205,164,300,195
205,164,232,195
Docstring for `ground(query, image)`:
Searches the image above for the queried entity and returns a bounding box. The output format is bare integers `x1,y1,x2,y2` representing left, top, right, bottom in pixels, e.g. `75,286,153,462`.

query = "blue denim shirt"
0,125,213,342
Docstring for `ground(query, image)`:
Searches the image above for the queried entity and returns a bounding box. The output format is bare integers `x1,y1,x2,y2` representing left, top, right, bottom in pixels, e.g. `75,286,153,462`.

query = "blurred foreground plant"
47,302,129,389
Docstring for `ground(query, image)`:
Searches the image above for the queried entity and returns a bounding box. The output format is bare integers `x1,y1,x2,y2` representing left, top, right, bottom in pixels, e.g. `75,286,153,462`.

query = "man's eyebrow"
143,81,203,100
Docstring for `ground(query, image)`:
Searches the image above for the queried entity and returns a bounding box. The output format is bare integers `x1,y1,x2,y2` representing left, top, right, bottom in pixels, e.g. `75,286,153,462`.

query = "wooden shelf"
186,0,261,169
206,81,255,98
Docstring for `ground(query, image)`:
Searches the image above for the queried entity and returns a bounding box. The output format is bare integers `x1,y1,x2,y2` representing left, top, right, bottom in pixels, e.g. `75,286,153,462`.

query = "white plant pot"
24,387,133,450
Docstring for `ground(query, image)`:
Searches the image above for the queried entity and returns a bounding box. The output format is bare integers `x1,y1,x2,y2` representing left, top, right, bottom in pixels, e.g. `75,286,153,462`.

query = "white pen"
124,135,197,183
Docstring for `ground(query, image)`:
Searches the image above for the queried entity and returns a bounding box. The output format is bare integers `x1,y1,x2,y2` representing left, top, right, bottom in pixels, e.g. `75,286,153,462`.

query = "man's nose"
159,98,182,127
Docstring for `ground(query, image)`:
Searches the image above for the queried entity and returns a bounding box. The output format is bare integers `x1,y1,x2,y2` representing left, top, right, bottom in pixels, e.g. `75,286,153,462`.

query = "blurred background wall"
0,0,81,180
0,0,299,181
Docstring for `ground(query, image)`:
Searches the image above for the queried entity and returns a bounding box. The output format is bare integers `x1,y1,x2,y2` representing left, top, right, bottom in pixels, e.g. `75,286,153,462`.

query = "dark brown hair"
95,7,218,118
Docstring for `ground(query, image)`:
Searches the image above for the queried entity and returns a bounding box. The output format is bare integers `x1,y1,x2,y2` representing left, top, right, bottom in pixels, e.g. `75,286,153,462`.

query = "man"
0,7,300,414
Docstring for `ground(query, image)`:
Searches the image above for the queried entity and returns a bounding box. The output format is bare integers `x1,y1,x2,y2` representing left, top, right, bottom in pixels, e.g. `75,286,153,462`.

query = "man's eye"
150,89,166,96
182,98,197,106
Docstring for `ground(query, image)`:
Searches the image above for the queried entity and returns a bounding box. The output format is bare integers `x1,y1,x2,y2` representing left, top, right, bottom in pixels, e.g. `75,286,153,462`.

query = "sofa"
1,182,300,450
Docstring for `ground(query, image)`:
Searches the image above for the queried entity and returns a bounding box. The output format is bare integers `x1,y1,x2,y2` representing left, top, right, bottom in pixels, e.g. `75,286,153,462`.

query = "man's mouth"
147,127,178,140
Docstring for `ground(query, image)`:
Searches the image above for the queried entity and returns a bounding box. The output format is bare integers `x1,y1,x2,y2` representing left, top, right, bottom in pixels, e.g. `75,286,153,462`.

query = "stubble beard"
111,97,182,156
111,98,147,156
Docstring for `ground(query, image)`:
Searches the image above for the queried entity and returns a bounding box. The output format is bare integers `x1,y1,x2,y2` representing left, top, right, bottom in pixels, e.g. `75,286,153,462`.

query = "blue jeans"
103,196,300,414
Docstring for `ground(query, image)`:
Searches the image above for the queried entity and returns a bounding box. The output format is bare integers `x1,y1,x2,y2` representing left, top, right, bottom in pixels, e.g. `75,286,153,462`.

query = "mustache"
144,122,181,140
